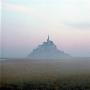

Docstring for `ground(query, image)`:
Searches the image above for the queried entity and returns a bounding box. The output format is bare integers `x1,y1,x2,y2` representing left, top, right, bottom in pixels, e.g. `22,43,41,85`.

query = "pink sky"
1,0,90,58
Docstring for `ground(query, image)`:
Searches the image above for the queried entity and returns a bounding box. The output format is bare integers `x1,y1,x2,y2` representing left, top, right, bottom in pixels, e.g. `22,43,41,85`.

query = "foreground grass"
1,74,90,90
0,58,90,90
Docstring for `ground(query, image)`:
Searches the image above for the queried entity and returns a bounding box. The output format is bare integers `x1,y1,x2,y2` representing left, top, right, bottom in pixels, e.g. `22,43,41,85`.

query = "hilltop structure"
28,36,70,59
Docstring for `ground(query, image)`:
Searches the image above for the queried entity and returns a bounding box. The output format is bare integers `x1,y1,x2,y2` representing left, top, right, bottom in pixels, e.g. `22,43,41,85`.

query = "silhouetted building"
28,36,70,59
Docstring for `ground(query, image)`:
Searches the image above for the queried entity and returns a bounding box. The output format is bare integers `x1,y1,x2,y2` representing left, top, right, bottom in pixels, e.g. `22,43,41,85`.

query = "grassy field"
0,58,90,90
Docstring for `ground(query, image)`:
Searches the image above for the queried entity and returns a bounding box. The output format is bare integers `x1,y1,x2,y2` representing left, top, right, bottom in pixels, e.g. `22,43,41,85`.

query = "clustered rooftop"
28,36,70,59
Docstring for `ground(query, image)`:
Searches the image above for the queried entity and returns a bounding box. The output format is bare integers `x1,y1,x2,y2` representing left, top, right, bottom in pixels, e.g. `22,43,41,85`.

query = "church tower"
47,35,50,42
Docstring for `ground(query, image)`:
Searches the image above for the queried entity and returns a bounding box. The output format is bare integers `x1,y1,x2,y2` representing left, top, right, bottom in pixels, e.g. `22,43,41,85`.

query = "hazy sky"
1,0,90,58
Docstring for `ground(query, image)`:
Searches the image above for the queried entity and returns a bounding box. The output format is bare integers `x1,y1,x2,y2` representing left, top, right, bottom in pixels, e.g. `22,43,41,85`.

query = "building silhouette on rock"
28,36,70,59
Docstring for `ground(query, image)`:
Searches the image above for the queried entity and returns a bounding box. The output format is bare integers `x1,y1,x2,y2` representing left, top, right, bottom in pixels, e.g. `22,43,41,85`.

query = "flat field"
0,58,90,90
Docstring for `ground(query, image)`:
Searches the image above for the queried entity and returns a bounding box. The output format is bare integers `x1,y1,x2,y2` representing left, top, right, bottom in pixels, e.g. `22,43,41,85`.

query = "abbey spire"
47,35,50,42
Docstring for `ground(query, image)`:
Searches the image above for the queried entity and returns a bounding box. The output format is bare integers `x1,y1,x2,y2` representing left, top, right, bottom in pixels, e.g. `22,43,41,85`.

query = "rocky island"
28,36,70,59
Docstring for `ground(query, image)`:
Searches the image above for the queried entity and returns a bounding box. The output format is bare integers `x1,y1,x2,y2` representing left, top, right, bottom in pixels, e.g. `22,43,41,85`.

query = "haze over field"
1,0,90,58
1,58,90,82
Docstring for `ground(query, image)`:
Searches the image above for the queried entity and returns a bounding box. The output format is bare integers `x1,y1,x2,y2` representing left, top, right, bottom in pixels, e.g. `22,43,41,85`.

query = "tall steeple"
47,35,50,42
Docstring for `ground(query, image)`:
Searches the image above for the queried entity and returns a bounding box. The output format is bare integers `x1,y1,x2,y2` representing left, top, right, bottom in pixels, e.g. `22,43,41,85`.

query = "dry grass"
0,58,90,89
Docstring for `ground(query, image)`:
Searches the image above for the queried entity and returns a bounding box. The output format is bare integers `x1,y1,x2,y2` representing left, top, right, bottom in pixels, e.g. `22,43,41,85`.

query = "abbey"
28,36,70,59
